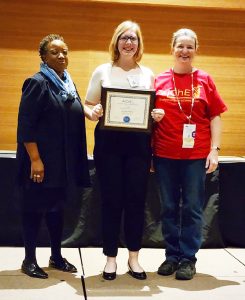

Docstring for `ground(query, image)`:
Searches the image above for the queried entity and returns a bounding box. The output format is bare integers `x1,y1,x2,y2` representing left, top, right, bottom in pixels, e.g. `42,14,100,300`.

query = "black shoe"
157,260,179,276
21,260,48,279
128,263,147,280
102,263,117,280
102,270,117,280
49,257,77,273
175,261,196,280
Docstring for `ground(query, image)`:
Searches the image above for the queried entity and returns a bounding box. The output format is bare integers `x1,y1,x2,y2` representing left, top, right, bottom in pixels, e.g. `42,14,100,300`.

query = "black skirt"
19,184,66,212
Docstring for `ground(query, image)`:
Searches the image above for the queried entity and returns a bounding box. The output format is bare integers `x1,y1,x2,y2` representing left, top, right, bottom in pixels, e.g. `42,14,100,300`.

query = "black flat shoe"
102,263,117,280
128,263,147,280
102,270,116,280
49,257,77,273
21,260,48,279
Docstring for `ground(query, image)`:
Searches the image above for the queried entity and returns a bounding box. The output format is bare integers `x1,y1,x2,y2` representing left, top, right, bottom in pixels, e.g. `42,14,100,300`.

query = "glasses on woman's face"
119,35,138,44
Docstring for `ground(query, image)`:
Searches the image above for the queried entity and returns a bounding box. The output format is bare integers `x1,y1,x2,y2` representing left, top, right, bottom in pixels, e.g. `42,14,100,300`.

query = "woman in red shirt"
152,28,227,280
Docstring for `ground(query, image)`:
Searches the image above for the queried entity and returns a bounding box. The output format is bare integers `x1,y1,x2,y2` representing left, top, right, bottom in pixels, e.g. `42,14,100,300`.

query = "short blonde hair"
171,28,199,51
109,20,144,63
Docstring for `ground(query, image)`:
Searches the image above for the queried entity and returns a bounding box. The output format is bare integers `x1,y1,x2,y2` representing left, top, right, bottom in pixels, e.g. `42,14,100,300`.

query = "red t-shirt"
152,68,228,159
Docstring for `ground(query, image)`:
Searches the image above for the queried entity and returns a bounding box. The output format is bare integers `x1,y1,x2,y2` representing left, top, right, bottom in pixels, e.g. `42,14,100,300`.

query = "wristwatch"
211,146,221,151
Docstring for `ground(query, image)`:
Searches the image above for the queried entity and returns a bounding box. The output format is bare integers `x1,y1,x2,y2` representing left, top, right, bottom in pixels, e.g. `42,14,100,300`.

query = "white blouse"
85,63,154,105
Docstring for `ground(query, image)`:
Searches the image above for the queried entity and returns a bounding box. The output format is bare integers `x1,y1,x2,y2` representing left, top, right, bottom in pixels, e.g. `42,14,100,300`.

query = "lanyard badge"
172,68,196,149
182,124,196,148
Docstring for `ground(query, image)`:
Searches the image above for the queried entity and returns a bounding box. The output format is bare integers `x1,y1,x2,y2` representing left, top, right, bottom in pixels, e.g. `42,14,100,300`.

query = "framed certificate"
100,86,155,133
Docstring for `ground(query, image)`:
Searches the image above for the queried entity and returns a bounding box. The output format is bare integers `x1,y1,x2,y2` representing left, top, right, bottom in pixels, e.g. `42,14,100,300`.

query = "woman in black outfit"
16,34,99,279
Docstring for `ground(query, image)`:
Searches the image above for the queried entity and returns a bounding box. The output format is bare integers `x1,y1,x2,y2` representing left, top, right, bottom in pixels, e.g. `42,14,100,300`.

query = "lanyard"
172,68,195,123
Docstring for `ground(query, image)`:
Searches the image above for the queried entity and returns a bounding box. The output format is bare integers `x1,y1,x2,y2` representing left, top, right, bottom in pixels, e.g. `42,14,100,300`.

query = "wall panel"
0,0,244,155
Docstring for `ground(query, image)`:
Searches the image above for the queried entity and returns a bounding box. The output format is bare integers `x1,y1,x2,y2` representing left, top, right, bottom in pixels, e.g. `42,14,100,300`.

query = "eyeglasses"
119,35,138,44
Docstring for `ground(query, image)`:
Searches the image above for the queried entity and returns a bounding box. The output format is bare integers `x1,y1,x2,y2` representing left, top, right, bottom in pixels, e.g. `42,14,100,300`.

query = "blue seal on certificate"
123,116,130,123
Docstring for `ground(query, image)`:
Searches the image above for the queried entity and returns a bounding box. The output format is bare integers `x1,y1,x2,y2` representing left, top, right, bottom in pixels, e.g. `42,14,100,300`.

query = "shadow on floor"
0,268,84,297
0,269,240,298
84,272,240,297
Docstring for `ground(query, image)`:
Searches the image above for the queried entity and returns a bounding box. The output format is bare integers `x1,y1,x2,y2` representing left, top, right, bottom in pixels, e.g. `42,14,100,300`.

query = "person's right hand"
30,158,44,183
91,104,103,121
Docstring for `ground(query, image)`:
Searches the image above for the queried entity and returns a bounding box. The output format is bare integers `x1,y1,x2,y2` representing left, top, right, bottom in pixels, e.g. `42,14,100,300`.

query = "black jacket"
16,72,90,188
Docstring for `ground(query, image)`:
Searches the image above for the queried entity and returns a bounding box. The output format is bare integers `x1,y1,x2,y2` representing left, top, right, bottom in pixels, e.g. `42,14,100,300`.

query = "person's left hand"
31,158,44,183
151,108,165,122
205,150,219,173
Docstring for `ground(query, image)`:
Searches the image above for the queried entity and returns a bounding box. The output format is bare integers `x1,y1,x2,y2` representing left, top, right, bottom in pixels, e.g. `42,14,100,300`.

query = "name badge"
182,124,196,148
127,75,141,87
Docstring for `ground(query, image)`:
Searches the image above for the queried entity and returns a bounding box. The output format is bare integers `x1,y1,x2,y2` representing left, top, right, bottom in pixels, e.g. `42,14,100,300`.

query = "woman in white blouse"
85,20,163,281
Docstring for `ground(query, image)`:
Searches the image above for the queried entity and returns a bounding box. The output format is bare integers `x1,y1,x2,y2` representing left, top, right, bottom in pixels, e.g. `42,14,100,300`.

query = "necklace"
172,68,195,123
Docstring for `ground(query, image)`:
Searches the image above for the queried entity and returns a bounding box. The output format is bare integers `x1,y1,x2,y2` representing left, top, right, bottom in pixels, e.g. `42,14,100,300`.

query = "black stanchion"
78,248,87,300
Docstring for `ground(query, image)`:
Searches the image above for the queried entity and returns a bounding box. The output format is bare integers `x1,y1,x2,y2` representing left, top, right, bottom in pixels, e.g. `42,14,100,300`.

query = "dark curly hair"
39,34,65,61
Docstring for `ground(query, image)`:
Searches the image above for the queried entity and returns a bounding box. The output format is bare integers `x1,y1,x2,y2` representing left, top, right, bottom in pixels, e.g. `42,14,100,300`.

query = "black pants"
95,152,151,257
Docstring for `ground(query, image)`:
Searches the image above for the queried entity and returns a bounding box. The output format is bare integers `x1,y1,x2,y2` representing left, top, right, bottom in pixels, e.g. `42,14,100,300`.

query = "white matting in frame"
100,86,155,133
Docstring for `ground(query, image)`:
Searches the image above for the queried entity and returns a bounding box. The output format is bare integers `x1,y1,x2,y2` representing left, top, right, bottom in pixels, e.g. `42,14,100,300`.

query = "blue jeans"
153,157,206,263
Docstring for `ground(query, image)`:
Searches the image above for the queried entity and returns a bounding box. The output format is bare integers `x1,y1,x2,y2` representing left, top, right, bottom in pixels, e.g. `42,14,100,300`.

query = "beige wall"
0,0,244,155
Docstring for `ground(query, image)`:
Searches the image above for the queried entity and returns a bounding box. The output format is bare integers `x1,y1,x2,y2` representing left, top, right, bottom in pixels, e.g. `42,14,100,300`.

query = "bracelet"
211,146,221,151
